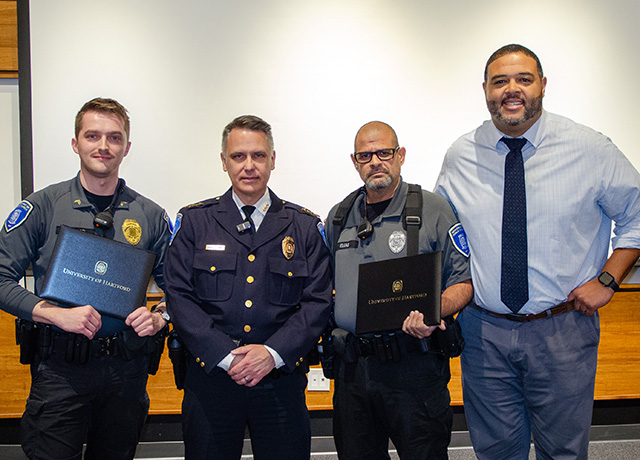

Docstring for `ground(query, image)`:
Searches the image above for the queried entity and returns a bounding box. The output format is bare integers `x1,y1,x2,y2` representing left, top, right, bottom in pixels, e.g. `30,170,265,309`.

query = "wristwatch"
151,304,171,323
597,271,619,291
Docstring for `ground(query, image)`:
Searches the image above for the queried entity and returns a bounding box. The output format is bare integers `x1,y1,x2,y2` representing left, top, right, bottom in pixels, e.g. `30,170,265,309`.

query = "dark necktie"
242,205,256,234
500,137,529,313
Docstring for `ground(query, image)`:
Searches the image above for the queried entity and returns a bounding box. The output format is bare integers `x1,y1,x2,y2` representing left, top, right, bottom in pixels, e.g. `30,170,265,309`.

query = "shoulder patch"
163,211,174,233
317,221,327,244
448,223,470,258
5,201,34,233
169,213,183,246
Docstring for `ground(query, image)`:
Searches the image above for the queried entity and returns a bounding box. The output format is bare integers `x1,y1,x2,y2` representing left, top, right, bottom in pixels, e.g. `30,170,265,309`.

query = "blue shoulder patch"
163,211,174,233
5,201,34,233
169,213,183,246
317,221,327,244
448,222,470,258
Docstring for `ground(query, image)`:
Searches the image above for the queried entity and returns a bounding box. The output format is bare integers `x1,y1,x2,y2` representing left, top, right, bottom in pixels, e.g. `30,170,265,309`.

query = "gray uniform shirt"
326,180,471,334
0,174,171,334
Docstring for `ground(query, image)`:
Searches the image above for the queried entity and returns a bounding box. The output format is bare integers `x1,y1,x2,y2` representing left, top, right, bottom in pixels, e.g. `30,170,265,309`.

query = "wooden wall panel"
0,1,18,78
0,287,639,418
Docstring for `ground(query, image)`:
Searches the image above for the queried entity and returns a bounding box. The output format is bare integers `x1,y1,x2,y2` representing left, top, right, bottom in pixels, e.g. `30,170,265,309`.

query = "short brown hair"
484,44,544,82
74,97,130,139
221,115,274,155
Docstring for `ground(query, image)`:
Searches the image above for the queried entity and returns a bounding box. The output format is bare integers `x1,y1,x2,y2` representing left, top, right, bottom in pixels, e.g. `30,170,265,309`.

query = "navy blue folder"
40,226,156,319
355,252,442,335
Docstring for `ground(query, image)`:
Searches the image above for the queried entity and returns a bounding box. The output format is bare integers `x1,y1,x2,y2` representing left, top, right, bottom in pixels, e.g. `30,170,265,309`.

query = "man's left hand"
568,278,614,317
126,306,166,336
228,344,275,387
402,310,445,339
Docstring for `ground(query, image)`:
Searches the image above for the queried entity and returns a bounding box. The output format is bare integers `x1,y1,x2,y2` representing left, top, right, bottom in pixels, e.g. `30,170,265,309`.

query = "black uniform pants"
20,352,150,460
182,360,311,460
333,351,453,460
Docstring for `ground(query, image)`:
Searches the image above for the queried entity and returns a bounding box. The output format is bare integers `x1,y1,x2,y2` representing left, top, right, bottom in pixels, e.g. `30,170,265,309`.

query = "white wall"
25,0,640,221
0,80,20,223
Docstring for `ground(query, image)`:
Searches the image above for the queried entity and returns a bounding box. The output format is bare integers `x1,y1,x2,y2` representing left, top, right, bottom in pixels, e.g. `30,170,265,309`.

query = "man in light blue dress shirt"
435,44,640,459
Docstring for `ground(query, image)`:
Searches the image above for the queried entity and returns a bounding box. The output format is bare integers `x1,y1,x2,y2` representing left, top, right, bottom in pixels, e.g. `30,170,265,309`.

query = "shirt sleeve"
0,198,47,319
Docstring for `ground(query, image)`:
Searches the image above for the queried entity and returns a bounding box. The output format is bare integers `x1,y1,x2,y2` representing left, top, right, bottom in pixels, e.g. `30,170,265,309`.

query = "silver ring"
244,376,249,383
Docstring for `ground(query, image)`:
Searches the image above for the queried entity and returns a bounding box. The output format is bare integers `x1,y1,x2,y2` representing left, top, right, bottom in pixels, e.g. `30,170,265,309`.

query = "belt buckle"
505,313,527,322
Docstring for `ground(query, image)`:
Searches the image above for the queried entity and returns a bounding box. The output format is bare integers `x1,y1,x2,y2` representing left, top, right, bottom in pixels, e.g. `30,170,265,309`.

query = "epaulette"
282,200,320,218
181,197,220,211
301,207,320,218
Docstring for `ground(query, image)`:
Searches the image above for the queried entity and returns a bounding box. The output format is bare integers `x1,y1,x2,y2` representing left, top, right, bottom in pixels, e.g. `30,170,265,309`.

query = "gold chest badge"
122,219,142,245
282,236,295,260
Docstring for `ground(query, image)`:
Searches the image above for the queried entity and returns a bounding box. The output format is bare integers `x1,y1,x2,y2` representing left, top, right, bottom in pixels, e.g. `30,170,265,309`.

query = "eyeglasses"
353,147,399,164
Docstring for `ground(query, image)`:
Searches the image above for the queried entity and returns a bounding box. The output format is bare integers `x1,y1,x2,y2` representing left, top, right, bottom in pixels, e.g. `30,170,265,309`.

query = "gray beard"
366,173,393,190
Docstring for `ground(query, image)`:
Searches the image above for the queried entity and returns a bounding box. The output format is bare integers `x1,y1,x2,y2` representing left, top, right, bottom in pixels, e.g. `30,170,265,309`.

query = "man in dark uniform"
326,121,473,460
164,115,332,460
0,98,171,460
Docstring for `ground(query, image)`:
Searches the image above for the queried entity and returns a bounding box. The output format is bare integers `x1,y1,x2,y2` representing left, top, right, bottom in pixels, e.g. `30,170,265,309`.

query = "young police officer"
0,98,171,460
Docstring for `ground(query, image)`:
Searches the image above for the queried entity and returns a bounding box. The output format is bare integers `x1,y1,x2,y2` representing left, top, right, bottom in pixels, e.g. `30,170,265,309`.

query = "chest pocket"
193,251,237,302
267,257,308,306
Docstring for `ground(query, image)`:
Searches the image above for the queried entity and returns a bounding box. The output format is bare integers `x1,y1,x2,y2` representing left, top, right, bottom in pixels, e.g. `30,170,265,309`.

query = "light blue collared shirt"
218,189,284,370
435,111,640,314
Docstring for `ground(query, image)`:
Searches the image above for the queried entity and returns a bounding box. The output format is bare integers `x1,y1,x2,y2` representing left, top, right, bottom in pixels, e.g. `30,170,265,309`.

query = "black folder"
355,252,441,335
40,226,156,319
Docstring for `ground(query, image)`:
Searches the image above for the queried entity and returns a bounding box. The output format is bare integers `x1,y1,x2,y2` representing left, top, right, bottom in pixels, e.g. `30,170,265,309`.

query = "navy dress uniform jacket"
164,188,332,375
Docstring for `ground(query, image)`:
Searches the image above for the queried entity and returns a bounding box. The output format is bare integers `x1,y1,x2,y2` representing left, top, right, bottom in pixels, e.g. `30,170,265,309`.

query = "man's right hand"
32,300,102,339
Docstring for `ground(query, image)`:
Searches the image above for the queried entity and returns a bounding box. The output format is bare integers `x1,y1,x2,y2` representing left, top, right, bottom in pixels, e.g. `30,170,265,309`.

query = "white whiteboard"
27,0,640,221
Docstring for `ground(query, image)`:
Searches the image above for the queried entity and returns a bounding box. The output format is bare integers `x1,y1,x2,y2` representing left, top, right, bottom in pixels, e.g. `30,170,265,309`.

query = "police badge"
282,236,295,259
388,230,406,254
122,219,142,245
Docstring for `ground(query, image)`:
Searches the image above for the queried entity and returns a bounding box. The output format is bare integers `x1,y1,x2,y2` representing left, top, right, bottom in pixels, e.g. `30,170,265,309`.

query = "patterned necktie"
242,205,256,234
500,137,529,313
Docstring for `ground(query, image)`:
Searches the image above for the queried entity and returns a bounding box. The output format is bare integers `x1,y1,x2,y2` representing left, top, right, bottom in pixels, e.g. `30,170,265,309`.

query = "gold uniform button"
210,266,216,272
245,300,253,308
246,276,254,284
295,362,300,367
288,272,293,277
248,254,256,262
244,325,251,333
200,361,205,367
195,357,201,363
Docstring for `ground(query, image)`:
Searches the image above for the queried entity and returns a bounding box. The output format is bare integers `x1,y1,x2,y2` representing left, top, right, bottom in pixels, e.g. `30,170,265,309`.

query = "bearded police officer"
326,121,473,460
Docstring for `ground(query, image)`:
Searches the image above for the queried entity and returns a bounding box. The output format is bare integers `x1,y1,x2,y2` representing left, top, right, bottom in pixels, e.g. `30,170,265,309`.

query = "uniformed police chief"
164,115,332,460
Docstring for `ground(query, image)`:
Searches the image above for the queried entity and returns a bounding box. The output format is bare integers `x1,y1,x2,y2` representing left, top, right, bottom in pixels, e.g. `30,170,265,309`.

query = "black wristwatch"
597,271,619,291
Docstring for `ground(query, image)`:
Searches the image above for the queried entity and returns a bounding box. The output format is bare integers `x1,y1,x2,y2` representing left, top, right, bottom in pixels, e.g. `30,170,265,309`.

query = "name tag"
337,240,358,250
205,244,225,251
